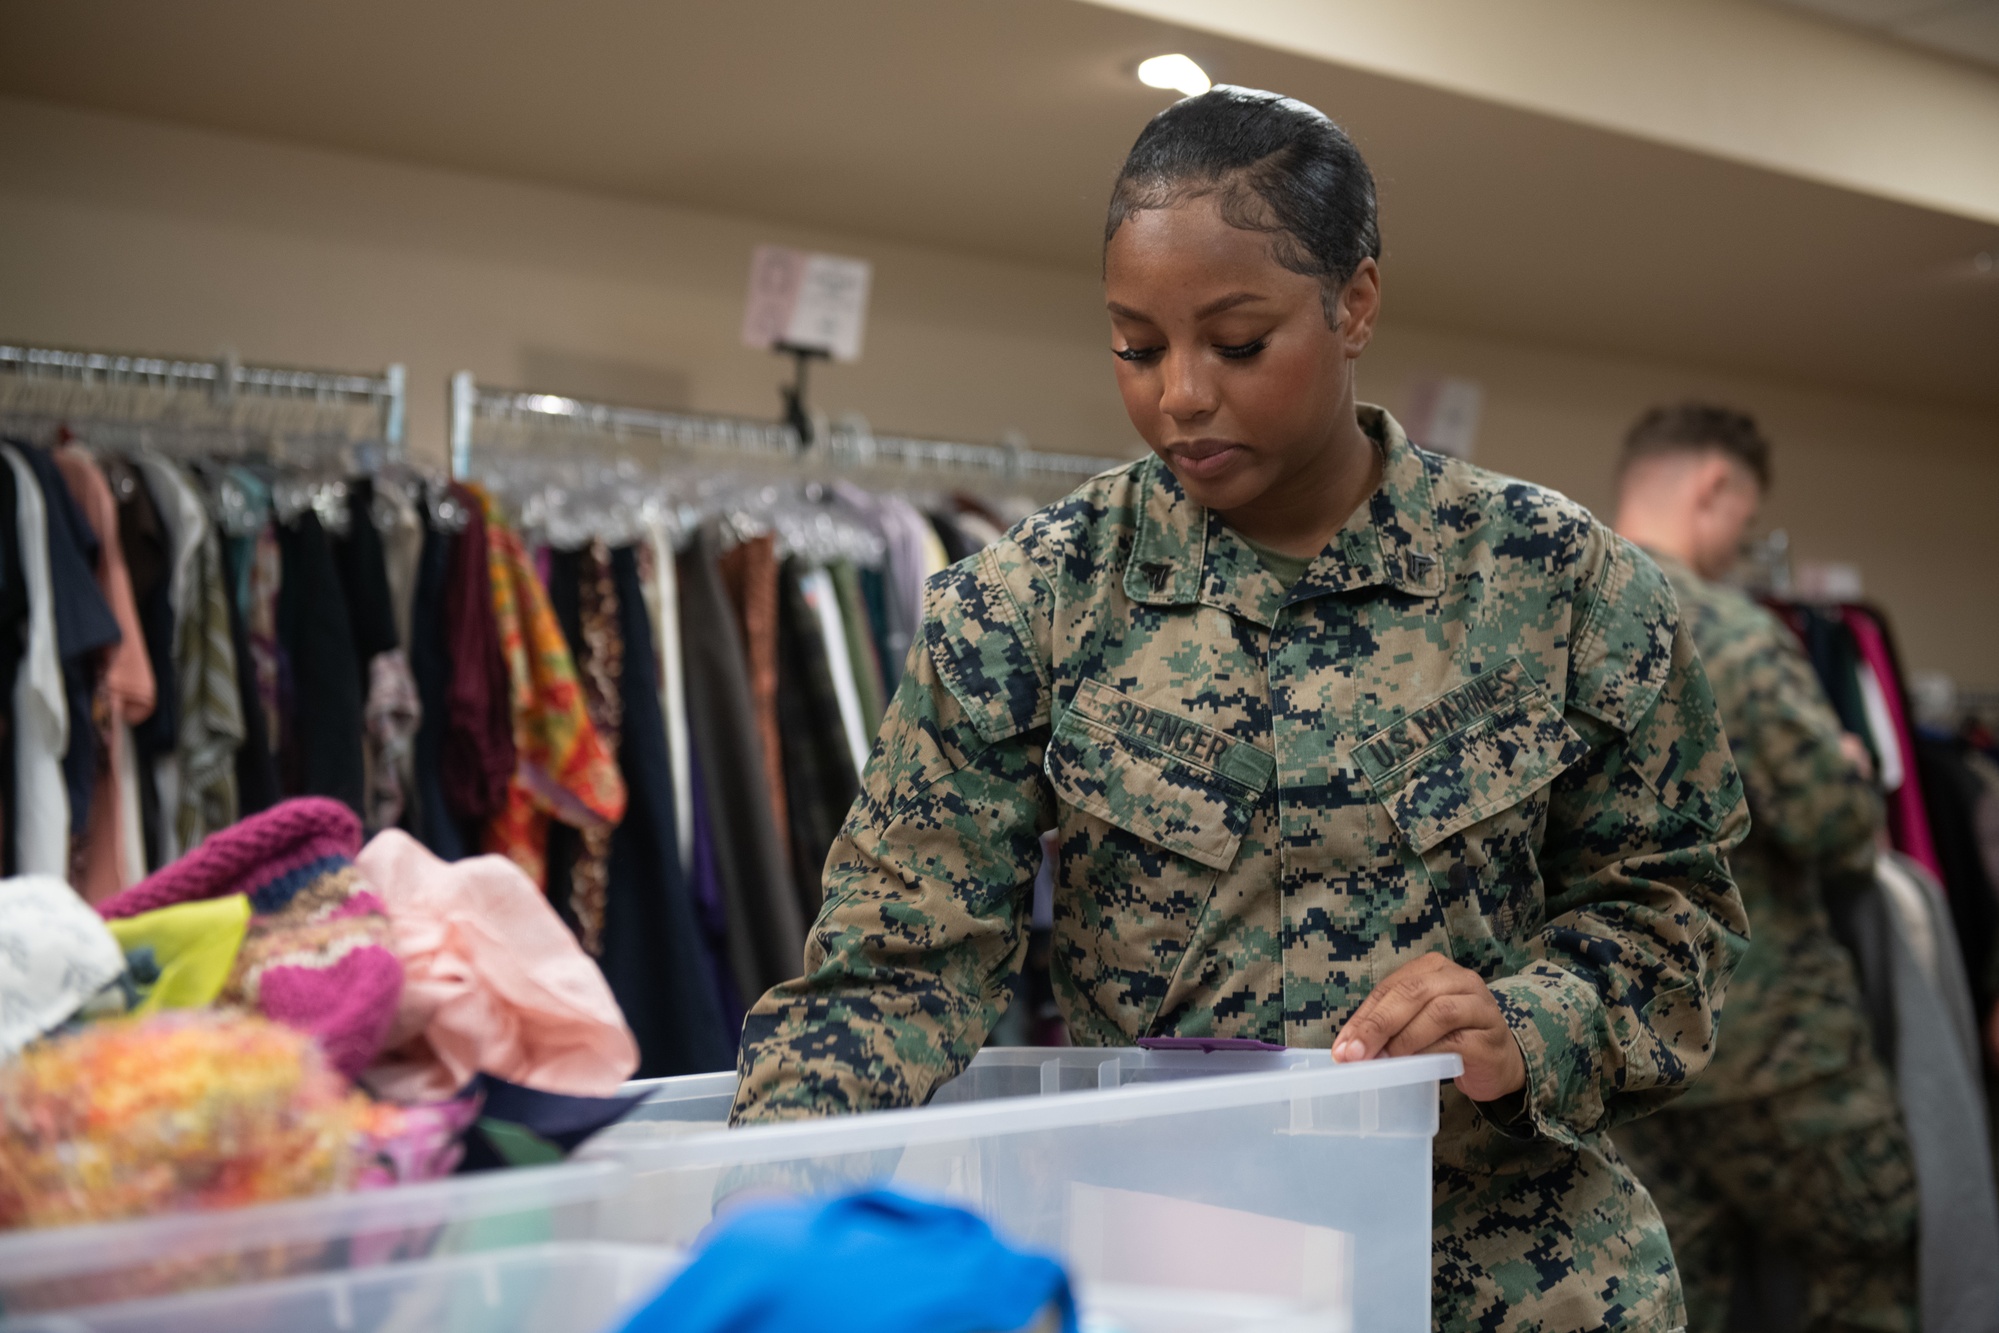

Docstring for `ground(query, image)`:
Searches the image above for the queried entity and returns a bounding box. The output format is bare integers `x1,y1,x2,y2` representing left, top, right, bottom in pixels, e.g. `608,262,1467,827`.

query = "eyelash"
1112,339,1268,364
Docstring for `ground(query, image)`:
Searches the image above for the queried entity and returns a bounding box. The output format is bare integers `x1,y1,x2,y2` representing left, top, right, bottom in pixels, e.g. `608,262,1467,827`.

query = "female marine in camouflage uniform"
733,88,1750,1332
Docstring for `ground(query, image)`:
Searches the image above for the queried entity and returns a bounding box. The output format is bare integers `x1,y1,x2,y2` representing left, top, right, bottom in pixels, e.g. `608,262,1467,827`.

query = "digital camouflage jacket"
1643,553,1882,1107
735,408,1750,1332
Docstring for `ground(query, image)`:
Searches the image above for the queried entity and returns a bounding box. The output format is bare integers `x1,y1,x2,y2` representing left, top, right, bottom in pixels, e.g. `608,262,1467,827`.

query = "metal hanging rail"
448,371,1117,486
0,342,406,454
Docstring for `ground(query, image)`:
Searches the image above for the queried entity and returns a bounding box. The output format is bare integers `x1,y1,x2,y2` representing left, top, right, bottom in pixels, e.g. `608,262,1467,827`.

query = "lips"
1165,438,1248,481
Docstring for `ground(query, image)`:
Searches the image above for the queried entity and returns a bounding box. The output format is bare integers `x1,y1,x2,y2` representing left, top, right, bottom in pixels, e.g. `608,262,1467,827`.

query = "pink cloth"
356,829,638,1101
1843,607,1944,883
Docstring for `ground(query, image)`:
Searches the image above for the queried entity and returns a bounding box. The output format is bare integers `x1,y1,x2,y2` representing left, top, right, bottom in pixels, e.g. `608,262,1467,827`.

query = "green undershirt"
1237,533,1314,590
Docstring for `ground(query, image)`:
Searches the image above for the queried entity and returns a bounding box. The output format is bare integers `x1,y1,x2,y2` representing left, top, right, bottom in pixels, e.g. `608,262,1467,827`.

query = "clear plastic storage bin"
0,1159,630,1315
0,1241,678,1333
590,1048,1457,1333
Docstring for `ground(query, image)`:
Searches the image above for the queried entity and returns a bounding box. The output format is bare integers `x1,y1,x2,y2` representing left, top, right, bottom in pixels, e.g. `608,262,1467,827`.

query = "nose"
1156,349,1218,423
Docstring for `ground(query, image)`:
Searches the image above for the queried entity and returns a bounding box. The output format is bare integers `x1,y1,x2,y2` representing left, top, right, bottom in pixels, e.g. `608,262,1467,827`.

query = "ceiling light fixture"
1137,54,1211,97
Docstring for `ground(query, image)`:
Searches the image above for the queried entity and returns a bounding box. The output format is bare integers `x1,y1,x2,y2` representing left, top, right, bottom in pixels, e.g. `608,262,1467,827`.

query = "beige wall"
2,96,1993,690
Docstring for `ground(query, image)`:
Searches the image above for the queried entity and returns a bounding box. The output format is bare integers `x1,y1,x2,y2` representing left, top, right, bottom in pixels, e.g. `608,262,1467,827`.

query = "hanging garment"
1839,854,1999,1333
365,651,421,833
685,734,745,1036
1914,735,1999,1028
375,479,424,655
677,520,804,999
638,523,693,879
332,477,401,675
106,456,175,871
604,545,735,1073
17,443,120,851
799,564,868,775
276,510,367,816
1,445,70,878
217,534,280,818
245,518,283,754
472,485,623,888
1844,608,1944,882
546,542,623,955
336,477,405,831
775,555,858,923
717,532,791,872
827,560,885,739
135,454,212,859
1855,660,1907,792
408,509,465,860
374,479,425,820
0,459,26,875
441,483,519,837
173,523,245,851
54,447,155,901
545,545,735,1074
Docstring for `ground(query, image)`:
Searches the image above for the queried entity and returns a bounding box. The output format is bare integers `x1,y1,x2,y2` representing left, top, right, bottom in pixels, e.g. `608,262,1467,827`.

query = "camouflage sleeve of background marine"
1702,607,1883,882
731,541,1056,1124
1488,530,1752,1148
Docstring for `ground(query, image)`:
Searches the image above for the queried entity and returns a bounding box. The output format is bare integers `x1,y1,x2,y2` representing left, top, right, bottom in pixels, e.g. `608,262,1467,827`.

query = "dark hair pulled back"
1105,86,1381,323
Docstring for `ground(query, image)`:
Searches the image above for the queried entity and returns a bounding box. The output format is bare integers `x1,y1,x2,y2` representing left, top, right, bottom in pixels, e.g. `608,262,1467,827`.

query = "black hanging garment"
14,442,120,842
276,511,366,816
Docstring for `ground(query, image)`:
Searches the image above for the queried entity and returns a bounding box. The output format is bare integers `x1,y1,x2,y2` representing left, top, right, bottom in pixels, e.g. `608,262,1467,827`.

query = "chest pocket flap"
1046,679,1274,871
1354,659,1589,855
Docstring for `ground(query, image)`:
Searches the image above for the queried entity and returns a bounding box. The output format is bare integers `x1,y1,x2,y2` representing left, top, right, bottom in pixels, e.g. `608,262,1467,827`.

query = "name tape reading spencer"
1101,697,1233,769
1359,667,1520,774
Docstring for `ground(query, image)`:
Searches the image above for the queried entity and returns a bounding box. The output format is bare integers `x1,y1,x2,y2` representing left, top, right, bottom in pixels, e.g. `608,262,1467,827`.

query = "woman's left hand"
1331,952,1527,1103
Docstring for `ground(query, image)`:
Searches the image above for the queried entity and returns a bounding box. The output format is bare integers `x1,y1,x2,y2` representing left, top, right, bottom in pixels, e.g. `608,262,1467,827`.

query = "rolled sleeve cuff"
1487,964,1609,1150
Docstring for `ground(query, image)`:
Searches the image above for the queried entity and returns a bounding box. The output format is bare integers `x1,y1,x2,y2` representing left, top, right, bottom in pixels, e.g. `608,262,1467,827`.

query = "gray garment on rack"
1844,852,1999,1333
678,519,808,1000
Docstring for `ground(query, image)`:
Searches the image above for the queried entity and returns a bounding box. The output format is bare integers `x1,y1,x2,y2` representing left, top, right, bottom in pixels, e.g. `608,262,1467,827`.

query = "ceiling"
1767,0,1999,69
1,0,1994,410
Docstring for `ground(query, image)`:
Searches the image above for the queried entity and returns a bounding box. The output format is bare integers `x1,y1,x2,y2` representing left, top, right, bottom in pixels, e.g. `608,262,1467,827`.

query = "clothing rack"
448,371,1117,489
0,342,407,455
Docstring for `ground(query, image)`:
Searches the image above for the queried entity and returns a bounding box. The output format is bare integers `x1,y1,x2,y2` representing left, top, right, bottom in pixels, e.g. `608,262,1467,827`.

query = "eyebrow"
1105,291,1269,321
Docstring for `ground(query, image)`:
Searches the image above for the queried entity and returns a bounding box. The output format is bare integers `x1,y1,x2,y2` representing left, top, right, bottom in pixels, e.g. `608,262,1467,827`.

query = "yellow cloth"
107,895,252,1013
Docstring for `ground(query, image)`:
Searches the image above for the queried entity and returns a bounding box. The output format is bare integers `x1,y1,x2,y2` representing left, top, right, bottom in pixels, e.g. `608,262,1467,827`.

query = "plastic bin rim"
0,1240,682,1331
0,1158,630,1284
596,1053,1461,1172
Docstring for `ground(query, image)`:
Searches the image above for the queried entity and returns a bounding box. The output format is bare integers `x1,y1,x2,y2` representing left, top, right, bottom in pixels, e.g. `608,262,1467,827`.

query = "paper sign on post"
742,245,873,362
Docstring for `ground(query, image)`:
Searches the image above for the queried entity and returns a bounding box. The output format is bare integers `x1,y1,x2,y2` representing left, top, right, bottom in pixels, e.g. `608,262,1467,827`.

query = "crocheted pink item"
94,799,401,1082
97,798,363,920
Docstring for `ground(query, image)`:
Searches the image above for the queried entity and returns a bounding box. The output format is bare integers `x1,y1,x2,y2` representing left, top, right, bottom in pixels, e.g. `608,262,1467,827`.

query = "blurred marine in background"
1610,403,1916,1332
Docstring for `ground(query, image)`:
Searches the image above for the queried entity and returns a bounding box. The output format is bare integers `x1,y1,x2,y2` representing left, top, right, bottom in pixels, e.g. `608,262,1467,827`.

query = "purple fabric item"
1137,1037,1288,1053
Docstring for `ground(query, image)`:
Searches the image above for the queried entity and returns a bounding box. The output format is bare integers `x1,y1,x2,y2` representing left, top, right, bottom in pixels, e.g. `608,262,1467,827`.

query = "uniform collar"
1124,405,1445,628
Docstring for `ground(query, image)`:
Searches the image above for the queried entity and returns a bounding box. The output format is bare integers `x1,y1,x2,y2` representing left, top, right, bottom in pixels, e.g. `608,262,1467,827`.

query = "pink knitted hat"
98,798,403,1080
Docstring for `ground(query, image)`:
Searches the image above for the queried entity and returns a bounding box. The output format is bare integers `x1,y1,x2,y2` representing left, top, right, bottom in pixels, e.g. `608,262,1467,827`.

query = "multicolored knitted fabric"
96,798,402,1080
467,485,625,889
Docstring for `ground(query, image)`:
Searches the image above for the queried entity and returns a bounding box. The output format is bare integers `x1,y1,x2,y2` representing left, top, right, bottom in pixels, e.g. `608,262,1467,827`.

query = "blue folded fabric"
616,1188,1078,1333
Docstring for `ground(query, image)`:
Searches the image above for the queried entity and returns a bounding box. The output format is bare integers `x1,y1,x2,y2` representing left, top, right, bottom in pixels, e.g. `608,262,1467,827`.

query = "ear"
1689,454,1735,510
1334,258,1381,355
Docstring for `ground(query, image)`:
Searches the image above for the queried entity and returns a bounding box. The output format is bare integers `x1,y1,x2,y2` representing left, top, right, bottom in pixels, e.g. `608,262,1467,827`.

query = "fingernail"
1333,1040,1358,1061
